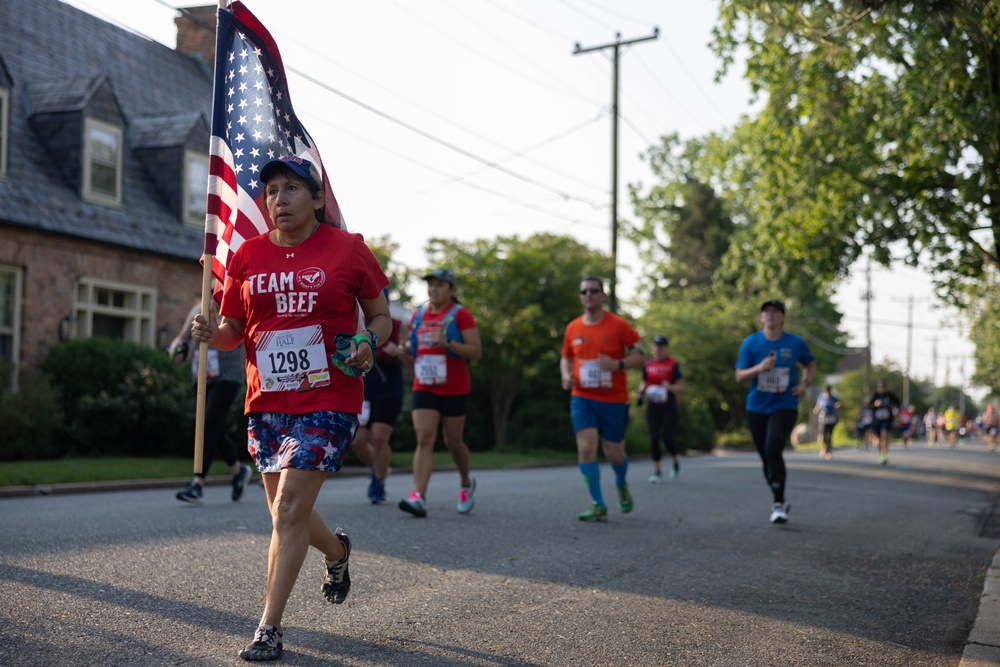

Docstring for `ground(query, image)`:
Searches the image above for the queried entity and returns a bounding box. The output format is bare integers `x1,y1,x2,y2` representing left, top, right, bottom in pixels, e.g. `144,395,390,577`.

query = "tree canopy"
709,0,1000,297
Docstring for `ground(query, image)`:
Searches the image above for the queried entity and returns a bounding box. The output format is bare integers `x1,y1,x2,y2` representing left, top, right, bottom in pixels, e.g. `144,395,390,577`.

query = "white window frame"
0,264,22,393
74,277,157,346
183,150,210,227
81,118,123,206
0,87,8,179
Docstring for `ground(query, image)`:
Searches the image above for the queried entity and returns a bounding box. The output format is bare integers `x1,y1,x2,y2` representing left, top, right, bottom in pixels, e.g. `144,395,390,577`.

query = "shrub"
39,338,191,457
0,364,63,461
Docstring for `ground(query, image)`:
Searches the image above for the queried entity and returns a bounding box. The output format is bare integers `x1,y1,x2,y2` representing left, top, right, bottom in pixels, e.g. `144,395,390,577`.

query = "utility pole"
574,28,659,313
862,256,873,396
929,337,940,409
890,294,931,405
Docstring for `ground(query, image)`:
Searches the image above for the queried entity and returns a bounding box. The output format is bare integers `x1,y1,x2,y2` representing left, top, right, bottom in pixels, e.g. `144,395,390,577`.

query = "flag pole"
192,0,228,476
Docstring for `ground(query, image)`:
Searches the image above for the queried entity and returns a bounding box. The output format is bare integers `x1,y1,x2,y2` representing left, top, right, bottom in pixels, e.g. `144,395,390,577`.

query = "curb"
961,548,1000,666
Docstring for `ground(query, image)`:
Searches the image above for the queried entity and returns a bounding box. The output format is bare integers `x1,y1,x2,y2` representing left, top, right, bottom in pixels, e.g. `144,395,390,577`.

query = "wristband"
618,359,625,371
364,328,378,348
352,333,374,355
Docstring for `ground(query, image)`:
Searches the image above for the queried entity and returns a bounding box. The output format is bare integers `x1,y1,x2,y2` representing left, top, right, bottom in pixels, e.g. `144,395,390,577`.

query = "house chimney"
175,6,218,68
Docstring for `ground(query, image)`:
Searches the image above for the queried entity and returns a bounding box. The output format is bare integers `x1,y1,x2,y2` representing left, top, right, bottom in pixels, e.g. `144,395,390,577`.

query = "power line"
297,109,607,231
289,65,607,210
387,0,600,106
421,112,609,194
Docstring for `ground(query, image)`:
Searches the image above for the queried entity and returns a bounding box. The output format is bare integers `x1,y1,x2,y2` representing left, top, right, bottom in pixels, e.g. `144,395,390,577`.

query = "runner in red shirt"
192,156,390,661
637,335,685,481
398,268,482,518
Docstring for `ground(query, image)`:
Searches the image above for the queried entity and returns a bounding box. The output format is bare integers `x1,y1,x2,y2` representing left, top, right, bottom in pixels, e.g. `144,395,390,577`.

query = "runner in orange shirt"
560,277,644,521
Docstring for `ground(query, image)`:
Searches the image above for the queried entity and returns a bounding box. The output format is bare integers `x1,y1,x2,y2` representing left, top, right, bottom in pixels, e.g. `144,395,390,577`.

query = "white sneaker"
648,472,663,484
769,502,790,524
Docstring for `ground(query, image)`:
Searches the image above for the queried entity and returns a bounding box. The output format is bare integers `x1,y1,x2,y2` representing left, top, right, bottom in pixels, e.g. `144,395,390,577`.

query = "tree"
423,234,612,447
365,235,419,308
967,271,1000,394
710,0,1000,297
628,134,735,294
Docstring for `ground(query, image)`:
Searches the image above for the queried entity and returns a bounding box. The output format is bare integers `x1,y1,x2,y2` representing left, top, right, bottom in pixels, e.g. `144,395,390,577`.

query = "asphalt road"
2,442,1000,666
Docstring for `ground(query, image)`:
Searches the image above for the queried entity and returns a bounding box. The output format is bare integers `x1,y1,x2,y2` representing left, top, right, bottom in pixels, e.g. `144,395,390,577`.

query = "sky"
59,0,983,398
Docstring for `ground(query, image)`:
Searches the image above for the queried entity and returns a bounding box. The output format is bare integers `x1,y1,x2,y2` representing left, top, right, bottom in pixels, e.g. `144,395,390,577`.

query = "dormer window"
0,86,8,179
83,118,122,206
184,150,209,227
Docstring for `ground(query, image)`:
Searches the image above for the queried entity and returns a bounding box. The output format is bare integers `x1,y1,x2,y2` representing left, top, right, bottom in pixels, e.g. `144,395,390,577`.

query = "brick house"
0,1,220,392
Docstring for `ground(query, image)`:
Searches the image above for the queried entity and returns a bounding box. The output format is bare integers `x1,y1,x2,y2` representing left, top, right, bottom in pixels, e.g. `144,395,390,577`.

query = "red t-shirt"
561,311,640,403
410,303,477,396
220,224,388,415
642,357,681,405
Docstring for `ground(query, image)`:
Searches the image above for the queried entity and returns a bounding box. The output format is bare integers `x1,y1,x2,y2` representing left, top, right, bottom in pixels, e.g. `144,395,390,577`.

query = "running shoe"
617,483,634,514
648,471,663,484
321,529,351,604
457,478,476,514
876,455,888,465
671,462,680,479
238,624,282,661
368,476,388,505
398,490,427,517
769,501,790,524
578,502,608,522
231,464,251,502
175,482,203,504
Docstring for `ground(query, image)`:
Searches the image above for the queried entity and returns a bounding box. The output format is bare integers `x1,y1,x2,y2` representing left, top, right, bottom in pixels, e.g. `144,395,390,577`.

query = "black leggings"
645,401,679,461
747,409,798,504
194,381,240,479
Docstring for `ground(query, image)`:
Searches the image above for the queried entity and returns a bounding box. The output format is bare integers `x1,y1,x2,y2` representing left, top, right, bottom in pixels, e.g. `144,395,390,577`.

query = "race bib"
256,324,331,392
191,347,221,380
875,407,890,421
415,354,447,386
359,400,371,426
757,367,790,393
823,413,839,425
646,385,668,404
579,359,611,389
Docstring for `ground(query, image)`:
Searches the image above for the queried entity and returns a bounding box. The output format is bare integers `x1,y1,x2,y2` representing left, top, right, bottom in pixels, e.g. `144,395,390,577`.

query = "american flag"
204,1,343,301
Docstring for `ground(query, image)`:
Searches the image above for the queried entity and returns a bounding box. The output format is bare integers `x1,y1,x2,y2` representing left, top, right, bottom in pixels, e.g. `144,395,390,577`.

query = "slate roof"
0,0,213,261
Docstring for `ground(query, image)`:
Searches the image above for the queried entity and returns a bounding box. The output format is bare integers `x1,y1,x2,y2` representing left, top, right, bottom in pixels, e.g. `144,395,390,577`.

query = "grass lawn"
0,449,578,487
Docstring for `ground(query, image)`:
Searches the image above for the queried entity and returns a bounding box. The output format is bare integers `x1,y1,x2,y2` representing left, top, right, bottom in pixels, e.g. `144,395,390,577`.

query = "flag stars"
238,98,249,110
238,81,248,93
250,147,260,158
237,114,248,126
234,132,245,143
234,148,244,158
239,63,248,76
248,178,260,191
250,163,260,174
252,129,263,141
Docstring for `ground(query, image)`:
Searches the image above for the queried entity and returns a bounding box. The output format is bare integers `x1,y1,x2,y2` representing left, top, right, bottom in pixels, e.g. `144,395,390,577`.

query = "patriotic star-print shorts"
247,410,358,474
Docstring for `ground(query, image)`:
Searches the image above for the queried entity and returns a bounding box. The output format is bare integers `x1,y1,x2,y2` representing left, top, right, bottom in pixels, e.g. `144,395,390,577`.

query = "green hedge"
38,338,192,458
